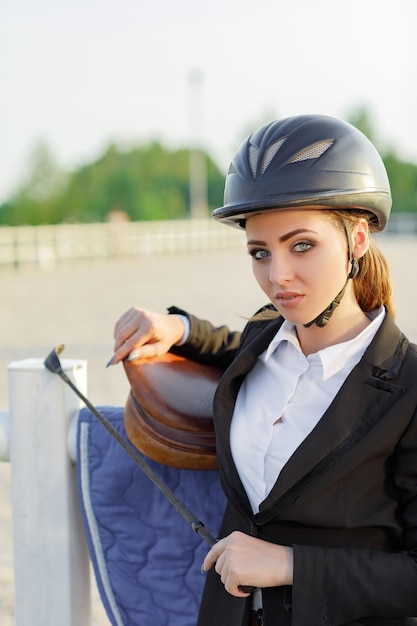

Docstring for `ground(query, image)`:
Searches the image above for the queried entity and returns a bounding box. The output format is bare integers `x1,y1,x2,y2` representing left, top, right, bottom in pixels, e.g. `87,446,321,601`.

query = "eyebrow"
247,228,318,246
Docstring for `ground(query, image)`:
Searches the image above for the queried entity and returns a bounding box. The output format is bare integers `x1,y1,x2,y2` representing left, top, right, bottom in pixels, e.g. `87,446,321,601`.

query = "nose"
268,252,294,286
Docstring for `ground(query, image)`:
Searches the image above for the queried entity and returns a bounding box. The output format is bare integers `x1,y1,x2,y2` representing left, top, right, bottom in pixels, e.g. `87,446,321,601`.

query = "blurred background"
1,0,417,225
1,0,417,624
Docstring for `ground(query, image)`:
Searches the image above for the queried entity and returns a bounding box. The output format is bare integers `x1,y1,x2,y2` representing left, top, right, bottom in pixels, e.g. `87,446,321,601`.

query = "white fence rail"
0,219,244,269
0,213,416,270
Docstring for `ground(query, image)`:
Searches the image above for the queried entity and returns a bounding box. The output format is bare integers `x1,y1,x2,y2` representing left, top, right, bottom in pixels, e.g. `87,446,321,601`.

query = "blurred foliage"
347,107,417,214
1,107,416,226
0,142,69,226
0,141,225,225
381,152,417,214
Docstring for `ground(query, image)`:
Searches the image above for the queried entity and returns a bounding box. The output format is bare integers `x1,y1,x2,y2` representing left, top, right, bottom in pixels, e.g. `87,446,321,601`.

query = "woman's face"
245,209,355,327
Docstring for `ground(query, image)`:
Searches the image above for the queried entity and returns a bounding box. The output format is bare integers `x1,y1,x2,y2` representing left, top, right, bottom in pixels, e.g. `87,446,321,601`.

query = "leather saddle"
123,353,223,470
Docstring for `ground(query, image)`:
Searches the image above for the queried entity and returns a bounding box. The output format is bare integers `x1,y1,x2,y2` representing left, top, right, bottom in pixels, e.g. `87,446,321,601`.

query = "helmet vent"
291,139,334,163
248,145,259,177
248,137,287,177
261,137,287,174
228,162,237,175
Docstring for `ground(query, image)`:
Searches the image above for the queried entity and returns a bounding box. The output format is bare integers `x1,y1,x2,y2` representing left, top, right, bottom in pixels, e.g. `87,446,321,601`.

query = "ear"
352,218,369,260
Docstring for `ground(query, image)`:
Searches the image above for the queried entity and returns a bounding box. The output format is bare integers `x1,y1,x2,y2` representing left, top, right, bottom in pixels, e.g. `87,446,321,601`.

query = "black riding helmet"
213,115,392,327
212,114,392,231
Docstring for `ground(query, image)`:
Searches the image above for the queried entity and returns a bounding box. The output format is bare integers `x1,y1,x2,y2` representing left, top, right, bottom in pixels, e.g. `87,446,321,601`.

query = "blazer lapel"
214,311,409,524
213,317,284,515
256,312,408,524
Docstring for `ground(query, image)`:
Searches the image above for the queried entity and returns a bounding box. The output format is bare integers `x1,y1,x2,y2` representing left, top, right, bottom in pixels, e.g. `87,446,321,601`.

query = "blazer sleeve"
167,303,277,369
291,408,417,625
167,305,242,368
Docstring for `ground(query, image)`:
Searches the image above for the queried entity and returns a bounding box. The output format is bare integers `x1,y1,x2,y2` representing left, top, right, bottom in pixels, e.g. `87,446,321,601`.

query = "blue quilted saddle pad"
77,406,226,626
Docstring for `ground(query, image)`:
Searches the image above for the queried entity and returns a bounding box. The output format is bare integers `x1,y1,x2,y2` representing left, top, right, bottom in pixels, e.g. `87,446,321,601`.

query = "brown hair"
328,210,395,318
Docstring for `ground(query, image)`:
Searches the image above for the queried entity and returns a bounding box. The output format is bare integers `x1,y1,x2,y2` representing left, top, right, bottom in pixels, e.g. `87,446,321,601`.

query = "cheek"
313,250,348,298
251,261,269,290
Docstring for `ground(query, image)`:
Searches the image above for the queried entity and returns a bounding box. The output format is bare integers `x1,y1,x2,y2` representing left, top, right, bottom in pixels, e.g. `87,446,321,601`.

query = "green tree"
0,141,225,225
347,106,417,214
383,152,417,213
0,141,67,225
54,142,225,223
2,111,416,225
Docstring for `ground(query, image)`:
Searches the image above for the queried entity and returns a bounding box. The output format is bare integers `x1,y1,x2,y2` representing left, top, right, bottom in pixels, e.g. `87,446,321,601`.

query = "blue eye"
249,248,270,260
293,242,312,253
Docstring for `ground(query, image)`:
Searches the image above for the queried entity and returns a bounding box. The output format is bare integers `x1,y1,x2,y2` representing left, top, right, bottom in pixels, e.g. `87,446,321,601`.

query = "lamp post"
188,69,208,219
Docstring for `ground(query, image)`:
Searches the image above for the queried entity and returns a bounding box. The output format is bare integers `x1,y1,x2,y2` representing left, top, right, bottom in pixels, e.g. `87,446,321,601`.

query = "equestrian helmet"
212,114,391,231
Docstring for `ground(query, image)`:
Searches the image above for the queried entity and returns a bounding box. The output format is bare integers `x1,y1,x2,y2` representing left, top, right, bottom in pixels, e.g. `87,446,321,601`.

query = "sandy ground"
1,238,417,625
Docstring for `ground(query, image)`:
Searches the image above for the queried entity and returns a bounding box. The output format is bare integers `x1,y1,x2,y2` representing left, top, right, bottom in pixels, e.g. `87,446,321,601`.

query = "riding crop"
44,345,255,594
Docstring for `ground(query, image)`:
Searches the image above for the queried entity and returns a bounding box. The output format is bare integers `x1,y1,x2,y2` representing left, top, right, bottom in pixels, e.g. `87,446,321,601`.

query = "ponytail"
354,236,395,318
330,210,395,318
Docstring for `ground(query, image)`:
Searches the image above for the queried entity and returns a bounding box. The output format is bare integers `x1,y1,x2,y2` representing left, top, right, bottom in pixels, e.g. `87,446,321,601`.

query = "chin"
281,311,319,328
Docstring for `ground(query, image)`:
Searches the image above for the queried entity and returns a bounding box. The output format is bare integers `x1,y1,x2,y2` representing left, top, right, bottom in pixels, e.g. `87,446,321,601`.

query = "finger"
215,559,252,598
126,340,164,362
114,315,148,351
224,580,252,598
114,306,151,340
218,555,254,598
116,314,158,355
201,540,225,573
113,307,140,339
110,331,148,365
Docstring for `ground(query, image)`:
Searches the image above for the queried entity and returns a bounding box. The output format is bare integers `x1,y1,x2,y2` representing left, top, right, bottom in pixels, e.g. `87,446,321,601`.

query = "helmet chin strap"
303,258,359,328
303,221,359,329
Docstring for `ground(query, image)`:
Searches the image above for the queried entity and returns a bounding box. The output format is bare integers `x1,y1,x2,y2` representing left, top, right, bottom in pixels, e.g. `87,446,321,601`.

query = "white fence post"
0,409,10,461
8,358,91,626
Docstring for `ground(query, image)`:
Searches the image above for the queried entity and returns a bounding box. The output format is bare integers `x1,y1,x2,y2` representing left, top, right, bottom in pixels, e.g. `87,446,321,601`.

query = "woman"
110,115,417,625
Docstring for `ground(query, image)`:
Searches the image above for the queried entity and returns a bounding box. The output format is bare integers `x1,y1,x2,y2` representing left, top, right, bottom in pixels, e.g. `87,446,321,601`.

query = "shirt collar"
264,307,386,381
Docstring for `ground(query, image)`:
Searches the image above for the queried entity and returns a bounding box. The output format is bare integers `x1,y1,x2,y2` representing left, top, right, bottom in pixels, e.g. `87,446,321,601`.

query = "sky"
1,0,416,204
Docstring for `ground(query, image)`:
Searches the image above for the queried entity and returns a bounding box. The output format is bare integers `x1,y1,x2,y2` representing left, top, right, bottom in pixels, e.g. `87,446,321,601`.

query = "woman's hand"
108,307,186,366
201,531,294,597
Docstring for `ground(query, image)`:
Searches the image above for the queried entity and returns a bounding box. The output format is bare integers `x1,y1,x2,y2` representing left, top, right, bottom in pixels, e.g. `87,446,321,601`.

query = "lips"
275,292,304,309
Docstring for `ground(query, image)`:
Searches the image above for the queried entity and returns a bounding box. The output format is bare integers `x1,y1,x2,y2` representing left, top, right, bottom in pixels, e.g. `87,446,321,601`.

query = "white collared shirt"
230,308,385,514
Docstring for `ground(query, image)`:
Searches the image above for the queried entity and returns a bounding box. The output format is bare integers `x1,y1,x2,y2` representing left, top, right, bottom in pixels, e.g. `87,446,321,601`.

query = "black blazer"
170,307,417,626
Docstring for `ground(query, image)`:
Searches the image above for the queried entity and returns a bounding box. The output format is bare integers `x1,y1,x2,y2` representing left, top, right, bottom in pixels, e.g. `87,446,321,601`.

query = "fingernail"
127,351,141,362
105,355,116,368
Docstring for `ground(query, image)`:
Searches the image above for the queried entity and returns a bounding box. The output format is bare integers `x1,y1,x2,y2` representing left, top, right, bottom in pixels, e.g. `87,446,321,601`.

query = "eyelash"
248,241,314,260
293,241,313,253
248,248,269,260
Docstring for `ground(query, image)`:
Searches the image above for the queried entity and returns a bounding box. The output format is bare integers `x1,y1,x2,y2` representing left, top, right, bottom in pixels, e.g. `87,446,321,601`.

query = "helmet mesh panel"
248,145,258,177
291,140,334,163
261,137,287,174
